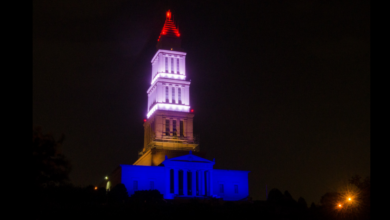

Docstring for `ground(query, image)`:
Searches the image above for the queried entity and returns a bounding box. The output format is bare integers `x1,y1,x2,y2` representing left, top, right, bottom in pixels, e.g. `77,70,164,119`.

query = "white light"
147,103,191,118
151,73,186,85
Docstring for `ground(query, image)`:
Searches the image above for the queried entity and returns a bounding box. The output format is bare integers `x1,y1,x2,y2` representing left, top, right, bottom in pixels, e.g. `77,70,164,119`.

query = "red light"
143,119,147,122
191,109,194,113
166,10,171,20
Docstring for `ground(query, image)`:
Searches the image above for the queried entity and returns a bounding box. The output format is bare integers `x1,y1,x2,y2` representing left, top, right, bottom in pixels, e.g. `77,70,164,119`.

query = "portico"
162,152,214,198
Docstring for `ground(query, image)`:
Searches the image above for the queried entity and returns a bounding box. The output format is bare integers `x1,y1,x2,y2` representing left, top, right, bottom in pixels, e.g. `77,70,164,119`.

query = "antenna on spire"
166,10,171,20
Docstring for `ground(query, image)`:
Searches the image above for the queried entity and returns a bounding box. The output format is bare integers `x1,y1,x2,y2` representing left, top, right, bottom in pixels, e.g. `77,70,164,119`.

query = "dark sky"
33,0,370,204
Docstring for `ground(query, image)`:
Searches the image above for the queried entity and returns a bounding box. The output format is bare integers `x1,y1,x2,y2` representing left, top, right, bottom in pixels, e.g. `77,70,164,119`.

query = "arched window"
178,88,182,104
170,169,174,193
172,87,175,104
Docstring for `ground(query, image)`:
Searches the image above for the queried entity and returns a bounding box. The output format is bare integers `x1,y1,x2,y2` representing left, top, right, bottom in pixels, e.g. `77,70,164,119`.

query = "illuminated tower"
134,10,201,166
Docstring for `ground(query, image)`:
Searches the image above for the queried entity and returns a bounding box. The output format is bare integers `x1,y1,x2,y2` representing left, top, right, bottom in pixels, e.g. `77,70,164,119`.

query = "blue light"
119,152,250,201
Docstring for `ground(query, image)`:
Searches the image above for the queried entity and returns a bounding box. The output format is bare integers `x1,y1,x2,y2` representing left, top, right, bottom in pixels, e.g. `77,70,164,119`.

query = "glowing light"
166,10,171,20
191,109,194,113
157,10,180,40
348,197,351,201
94,186,98,190
144,119,147,122
151,72,186,85
120,153,250,200
105,176,108,180
338,204,342,208
147,103,190,118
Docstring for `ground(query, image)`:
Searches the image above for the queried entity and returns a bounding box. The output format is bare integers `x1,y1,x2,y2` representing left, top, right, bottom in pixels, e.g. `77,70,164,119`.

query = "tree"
267,188,284,203
318,175,370,220
348,175,370,220
108,183,129,203
33,127,71,188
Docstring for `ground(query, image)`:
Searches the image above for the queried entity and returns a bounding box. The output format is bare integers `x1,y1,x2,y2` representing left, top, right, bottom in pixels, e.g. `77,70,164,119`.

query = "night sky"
33,0,370,204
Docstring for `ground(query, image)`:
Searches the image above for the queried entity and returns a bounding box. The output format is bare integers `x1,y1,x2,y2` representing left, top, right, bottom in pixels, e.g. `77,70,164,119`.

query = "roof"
162,151,215,164
156,10,182,51
157,10,180,41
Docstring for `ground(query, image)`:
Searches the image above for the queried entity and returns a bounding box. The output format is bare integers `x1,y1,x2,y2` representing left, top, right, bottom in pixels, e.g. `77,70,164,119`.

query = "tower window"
178,88,182,104
220,184,224,193
172,87,175,104
180,121,184,137
171,58,174,73
165,87,169,102
177,59,180,74
173,120,177,136
234,185,239,193
165,57,168,73
165,120,170,136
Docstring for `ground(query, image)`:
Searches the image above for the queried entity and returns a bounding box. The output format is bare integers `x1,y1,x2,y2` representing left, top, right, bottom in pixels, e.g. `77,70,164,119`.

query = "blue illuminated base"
117,152,250,201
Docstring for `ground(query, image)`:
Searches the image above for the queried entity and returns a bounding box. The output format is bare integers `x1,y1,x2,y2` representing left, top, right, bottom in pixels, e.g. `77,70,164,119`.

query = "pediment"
164,151,213,163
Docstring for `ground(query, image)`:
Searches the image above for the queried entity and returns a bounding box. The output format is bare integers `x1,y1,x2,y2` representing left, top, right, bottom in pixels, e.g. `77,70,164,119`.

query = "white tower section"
147,49,191,118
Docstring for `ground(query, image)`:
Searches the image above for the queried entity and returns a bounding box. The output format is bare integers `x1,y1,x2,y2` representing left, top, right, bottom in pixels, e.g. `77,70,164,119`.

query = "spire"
156,10,182,51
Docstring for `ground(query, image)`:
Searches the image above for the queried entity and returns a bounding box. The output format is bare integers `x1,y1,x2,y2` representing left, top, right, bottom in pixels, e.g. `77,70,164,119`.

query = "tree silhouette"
349,175,370,220
297,197,308,209
267,188,284,203
33,127,71,188
108,183,129,203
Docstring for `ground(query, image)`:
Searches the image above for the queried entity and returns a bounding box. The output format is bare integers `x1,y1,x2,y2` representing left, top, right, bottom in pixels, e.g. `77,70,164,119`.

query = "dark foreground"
33,186,369,220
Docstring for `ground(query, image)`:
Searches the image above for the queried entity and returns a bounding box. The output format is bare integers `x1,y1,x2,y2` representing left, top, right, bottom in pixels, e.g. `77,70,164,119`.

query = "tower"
104,11,250,200
134,10,202,166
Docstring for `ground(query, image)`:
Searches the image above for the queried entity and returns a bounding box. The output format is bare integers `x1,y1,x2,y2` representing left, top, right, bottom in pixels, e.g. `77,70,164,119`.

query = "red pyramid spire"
157,10,180,42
